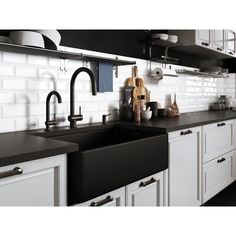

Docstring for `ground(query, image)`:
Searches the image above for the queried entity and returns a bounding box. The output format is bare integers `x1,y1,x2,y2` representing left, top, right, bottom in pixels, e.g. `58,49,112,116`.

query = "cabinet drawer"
202,120,234,163
0,155,66,206
126,172,164,206
202,151,234,203
78,187,125,206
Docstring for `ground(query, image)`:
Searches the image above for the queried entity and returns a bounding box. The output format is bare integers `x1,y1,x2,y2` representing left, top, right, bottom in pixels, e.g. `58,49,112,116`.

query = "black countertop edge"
0,144,78,168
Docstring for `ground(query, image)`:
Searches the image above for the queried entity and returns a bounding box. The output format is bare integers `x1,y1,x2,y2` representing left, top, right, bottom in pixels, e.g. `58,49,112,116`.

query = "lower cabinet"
0,155,67,206
79,187,126,206
202,151,235,203
126,172,164,206
78,171,165,207
168,126,201,206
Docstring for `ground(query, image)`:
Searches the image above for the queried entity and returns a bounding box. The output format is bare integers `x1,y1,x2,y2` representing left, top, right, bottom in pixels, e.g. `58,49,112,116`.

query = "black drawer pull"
217,158,226,163
140,177,156,187
229,52,234,55
90,195,113,206
180,130,192,136
202,42,209,46
0,167,23,179
217,47,223,51
217,122,226,127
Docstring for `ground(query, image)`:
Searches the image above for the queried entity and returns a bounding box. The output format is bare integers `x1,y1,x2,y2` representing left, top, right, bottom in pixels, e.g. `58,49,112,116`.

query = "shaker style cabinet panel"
195,30,211,48
202,119,234,164
78,187,125,206
0,155,67,206
212,30,225,52
202,151,235,203
225,30,236,56
126,172,164,206
168,126,201,206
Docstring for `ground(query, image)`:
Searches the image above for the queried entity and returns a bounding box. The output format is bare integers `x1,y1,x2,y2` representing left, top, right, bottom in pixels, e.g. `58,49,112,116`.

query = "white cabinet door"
126,172,164,206
225,30,236,56
212,30,225,52
202,151,234,203
0,155,66,206
195,30,211,48
203,119,234,164
168,126,201,206
78,187,125,206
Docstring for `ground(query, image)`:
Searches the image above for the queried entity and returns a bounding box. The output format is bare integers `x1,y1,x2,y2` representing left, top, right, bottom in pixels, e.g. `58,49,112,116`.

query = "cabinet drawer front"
0,169,54,206
126,172,164,206
0,155,66,206
169,129,201,206
203,151,234,203
78,187,125,207
203,120,234,163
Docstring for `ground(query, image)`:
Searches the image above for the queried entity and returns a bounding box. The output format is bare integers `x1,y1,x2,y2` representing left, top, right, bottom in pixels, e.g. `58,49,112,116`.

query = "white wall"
0,46,235,133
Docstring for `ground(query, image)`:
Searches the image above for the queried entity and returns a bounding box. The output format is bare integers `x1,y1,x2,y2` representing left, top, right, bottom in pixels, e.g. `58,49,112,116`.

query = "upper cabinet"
196,30,211,48
225,29,236,56
212,30,225,52
169,29,235,58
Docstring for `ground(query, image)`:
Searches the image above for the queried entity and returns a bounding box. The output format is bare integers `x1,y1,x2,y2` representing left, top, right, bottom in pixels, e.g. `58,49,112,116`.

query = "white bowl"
9,31,45,48
35,30,61,47
141,110,152,121
167,34,178,43
151,33,168,41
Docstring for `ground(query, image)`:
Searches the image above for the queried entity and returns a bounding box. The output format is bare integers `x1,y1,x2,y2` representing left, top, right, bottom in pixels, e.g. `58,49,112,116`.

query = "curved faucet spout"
45,91,62,131
69,67,97,128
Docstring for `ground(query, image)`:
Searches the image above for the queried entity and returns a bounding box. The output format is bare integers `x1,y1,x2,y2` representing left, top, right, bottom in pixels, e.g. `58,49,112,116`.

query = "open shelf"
175,69,229,78
0,42,136,66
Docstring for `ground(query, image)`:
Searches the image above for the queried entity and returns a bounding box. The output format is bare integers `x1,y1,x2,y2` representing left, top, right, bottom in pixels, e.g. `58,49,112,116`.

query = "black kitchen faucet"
68,67,97,128
45,91,62,131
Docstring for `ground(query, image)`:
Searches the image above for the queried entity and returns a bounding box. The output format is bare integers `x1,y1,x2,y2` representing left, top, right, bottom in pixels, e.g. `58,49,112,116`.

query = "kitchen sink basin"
35,124,168,205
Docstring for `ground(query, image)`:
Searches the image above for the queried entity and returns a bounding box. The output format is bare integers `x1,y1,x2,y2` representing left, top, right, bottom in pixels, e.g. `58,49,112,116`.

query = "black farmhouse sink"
35,124,168,205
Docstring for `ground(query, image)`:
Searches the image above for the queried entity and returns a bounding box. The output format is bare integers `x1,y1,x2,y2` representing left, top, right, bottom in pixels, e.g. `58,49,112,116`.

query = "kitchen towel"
97,62,113,92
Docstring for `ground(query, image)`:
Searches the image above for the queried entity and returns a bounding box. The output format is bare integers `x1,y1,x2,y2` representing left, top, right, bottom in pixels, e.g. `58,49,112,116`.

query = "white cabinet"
168,29,234,57
168,126,201,206
78,187,125,206
202,119,234,164
195,30,211,48
126,172,164,206
225,30,236,56
0,155,67,206
212,30,225,53
202,151,235,203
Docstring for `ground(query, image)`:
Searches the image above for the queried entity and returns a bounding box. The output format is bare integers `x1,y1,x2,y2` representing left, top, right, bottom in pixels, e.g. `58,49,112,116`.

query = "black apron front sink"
42,125,168,205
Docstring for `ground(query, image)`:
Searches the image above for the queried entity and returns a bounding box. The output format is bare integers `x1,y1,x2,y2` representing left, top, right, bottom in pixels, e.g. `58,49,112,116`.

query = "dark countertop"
0,110,236,167
122,110,236,132
0,131,78,167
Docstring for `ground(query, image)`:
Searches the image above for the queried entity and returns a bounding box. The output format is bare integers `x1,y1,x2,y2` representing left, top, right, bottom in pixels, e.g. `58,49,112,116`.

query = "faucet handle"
102,113,111,124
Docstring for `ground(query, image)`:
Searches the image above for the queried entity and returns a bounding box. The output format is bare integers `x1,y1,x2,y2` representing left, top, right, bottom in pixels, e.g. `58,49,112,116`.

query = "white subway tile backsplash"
0,65,14,76
0,118,14,132
0,92,14,103
2,104,27,117
38,68,58,79
27,55,48,66
0,46,235,133
14,92,38,104
29,104,46,116
2,52,26,64
27,80,48,90
2,79,26,90
15,66,37,77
